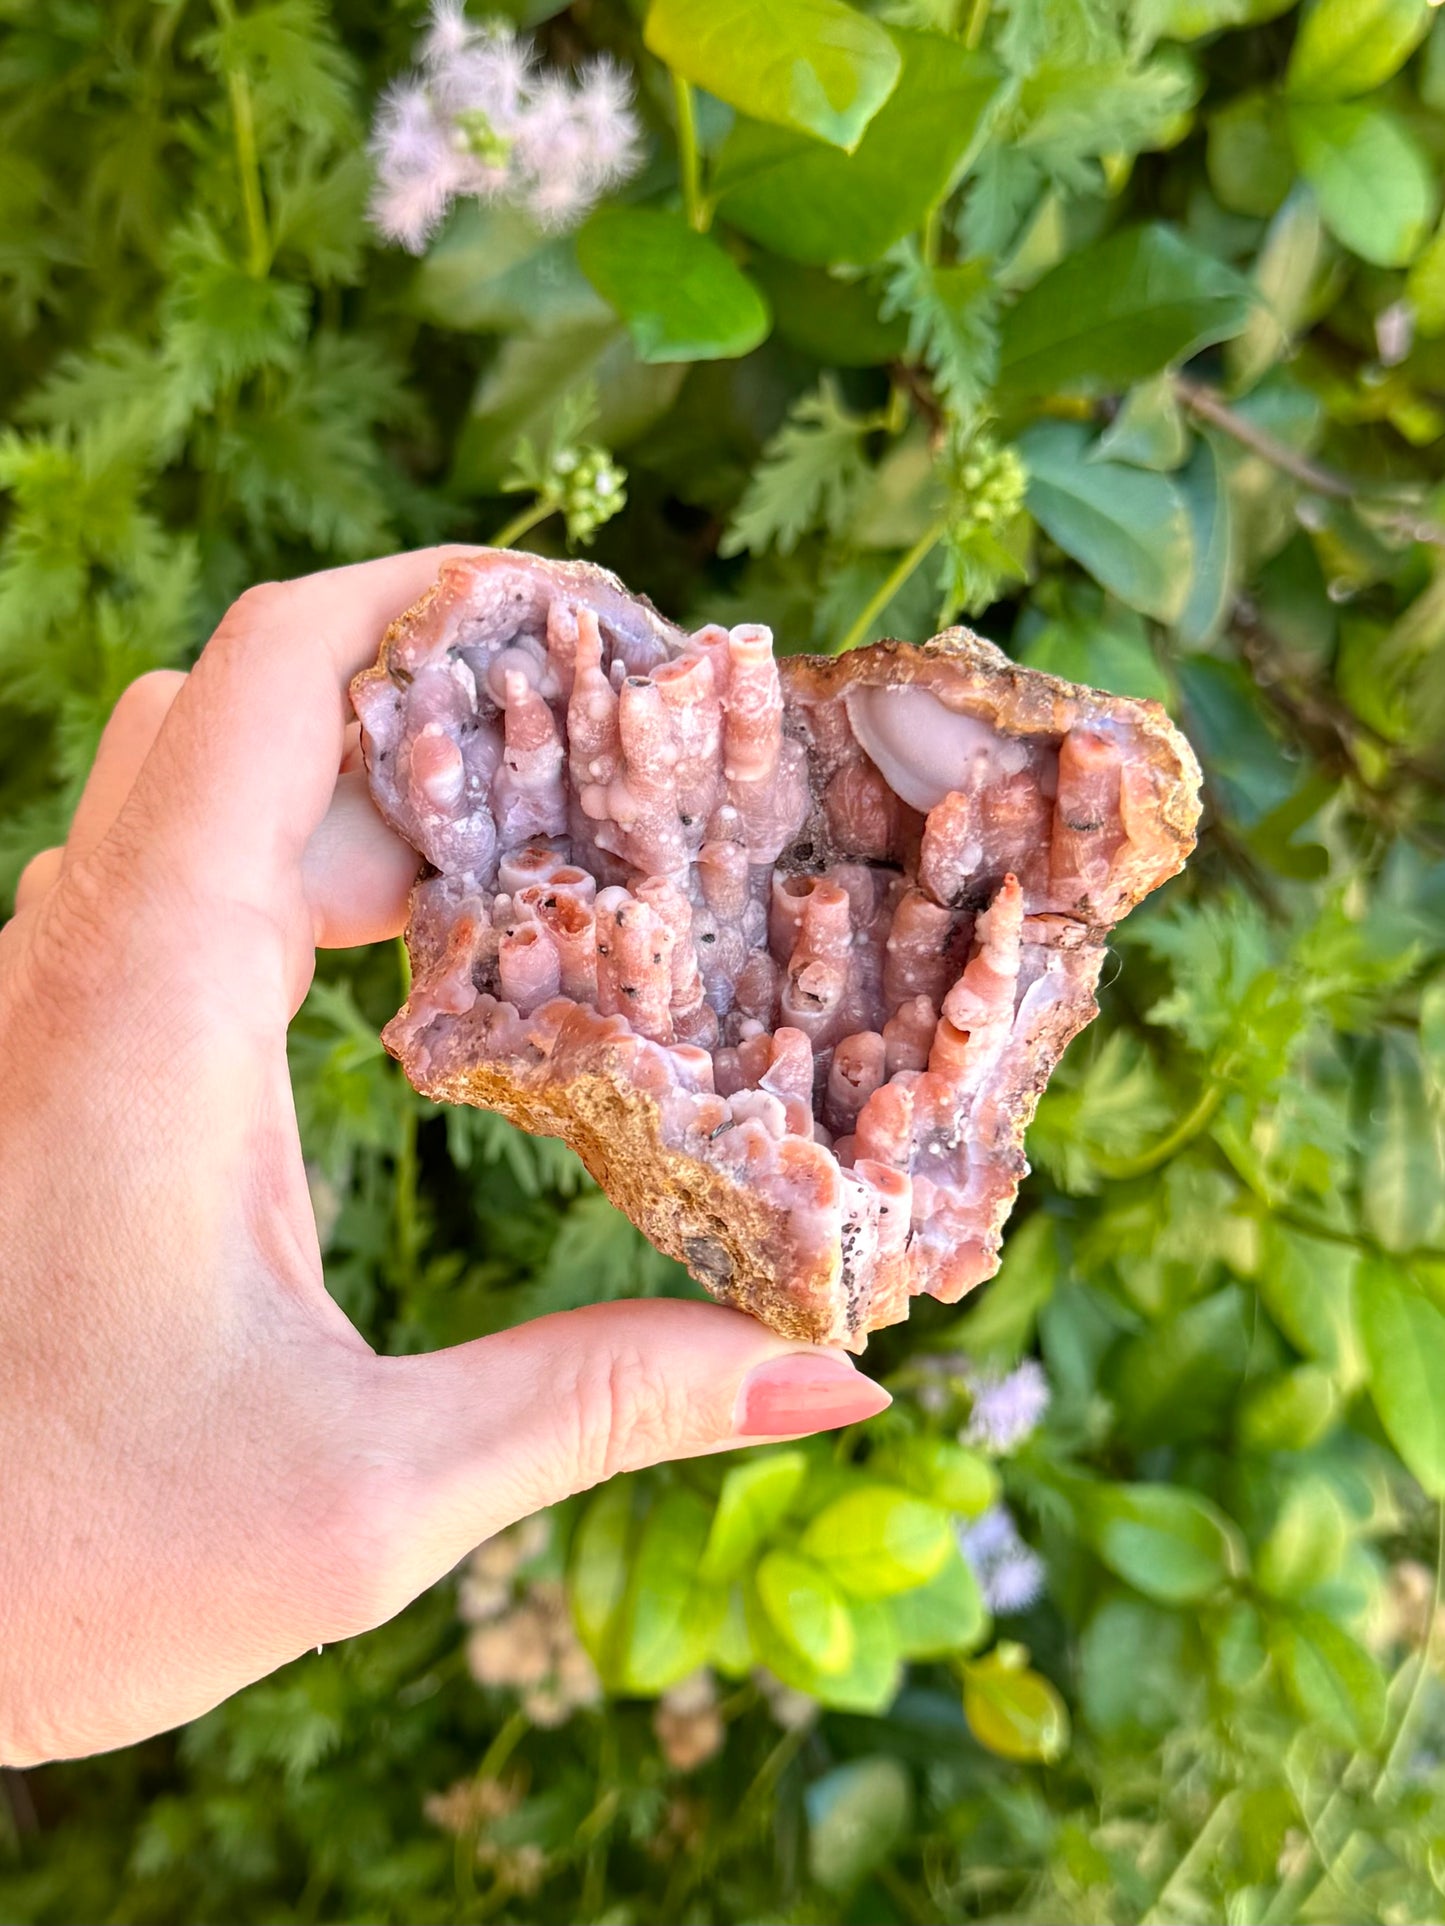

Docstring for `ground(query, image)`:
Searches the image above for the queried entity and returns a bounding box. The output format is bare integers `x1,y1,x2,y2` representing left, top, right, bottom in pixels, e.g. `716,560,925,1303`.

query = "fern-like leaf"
881,244,999,422
720,378,876,559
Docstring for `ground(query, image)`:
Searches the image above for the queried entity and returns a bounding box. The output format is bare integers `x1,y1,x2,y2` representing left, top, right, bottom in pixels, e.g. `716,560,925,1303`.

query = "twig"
1174,376,1445,550
1234,601,1445,805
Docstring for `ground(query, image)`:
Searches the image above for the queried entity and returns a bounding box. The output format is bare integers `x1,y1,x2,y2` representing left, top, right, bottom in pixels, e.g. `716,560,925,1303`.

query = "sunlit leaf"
643,0,901,151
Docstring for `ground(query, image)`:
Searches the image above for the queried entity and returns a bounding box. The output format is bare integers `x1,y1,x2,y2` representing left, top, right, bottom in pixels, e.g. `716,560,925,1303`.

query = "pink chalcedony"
352,552,1200,1347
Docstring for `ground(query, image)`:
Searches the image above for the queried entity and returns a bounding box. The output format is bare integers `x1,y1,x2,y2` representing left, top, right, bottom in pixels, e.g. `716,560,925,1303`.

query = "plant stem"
490,498,554,550
921,201,942,268
1095,1086,1223,1181
835,518,949,654
1142,1791,1241,1926
477,1706,530,1784
964,0,992,50
212,0,269,276
1175,376,1445,550
672,72,709,233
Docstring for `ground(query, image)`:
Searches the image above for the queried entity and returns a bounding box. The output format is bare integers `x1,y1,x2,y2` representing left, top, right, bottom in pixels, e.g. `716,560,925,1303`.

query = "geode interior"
352,553,1202,1349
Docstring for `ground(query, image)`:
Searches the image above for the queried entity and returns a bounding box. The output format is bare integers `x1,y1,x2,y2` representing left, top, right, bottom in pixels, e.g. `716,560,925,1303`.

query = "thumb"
360,1300,890,1604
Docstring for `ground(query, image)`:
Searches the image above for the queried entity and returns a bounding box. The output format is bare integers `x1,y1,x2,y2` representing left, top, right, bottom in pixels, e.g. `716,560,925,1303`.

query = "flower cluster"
503,422,627,546
938,432,1030,618
458,1515,601,1727
370,0,644,251
959,1505,1048,1615
948,435,1028,531
961,1358,1051,1454
653,1669,726,1772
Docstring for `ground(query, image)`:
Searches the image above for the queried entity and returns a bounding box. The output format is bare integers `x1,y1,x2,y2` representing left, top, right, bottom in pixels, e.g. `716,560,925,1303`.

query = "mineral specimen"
352,552,1201,1349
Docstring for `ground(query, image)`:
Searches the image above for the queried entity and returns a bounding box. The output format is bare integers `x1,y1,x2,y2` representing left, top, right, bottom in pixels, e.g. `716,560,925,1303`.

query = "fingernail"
734,1353,892,1438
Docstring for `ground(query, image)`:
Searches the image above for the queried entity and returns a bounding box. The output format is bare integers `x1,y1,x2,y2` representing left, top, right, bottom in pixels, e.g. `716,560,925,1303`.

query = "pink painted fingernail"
734,1354,892,1437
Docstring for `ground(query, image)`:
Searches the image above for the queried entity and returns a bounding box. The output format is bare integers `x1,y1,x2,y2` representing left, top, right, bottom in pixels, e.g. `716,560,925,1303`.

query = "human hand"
0,549,889,1766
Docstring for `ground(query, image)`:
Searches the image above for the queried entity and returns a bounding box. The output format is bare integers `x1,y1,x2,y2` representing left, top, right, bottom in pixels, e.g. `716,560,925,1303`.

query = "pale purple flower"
962,1358,1050,1454
959,1505,1047,1616
370,82,469,252
370,2,644,251
421,0,474,69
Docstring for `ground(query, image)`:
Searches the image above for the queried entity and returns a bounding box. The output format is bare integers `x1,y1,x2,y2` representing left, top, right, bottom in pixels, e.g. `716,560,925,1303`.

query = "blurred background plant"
4,0,1445,1919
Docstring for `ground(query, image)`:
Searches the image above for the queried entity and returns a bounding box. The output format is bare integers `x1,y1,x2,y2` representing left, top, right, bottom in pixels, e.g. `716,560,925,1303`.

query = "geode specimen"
352,552,1201,1349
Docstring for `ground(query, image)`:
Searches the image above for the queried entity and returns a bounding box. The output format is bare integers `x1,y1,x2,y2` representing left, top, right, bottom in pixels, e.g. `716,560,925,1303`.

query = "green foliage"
5,0,1445,1922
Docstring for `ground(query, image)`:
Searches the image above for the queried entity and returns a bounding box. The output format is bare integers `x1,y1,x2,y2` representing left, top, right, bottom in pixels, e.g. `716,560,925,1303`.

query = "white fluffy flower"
959,1506,1047,1616
962,1358,1051,1454
370,7,644,248
421,0,474,70
370,80,470,252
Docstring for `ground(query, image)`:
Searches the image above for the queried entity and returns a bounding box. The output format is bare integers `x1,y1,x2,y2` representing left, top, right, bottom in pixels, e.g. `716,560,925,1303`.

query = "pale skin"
0,549,888,1767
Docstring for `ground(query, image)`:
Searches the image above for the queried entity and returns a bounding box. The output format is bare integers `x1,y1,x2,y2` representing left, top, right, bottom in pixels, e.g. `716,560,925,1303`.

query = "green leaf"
1286,0,1433,102
1176,432,1236,647
569,1481,637,1677
1137,0,1296,40
962,1647,1070,1762
800,1485,954,1597
1288,101,1437,268
1018,421,1192,623
576,209,771,364
889,1546,989,1658
1018,606,1174,706
1359,1031,1445,1253
710,1584,754,1677
620,1490,729,1693
871,1438,1000,1518
1083,1482,1244,1603
408,203,609,337
1096,375,1189,472
751,256,909,364
807,1597,902,1712
522,1188,686,1317
1228,187,1329,397
1207,91,1296,218
1238,1365,1342,1451
806,1758,912,1893
1269,1608,1387,1746
1357,1256,1445,1497
699,1449,808,1582
881,246,999,418
713,32,1001,266
720,377,875,558
1107,1287,1251,1448
998,224,1253,397
1257,1479,1350,1602
1079,1596,1194,1742
643,0,902,152
753,1549,855,1673
1257,1224,1363,1388
451,324,683,492
847,432,944,550
1407,216,1445,337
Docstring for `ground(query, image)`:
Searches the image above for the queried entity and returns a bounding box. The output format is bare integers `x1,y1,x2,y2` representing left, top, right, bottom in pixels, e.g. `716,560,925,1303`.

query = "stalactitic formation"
353,552,1202,1348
